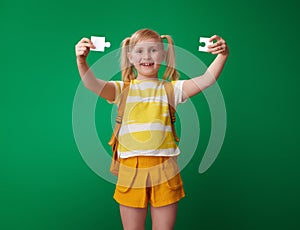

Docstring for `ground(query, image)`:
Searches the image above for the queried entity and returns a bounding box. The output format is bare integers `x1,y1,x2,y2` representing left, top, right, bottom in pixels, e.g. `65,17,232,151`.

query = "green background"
1,0,299,229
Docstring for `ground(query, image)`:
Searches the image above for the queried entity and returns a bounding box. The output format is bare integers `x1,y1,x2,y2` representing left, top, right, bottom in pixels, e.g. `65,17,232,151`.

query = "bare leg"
119,205,148,230
150,202,178,230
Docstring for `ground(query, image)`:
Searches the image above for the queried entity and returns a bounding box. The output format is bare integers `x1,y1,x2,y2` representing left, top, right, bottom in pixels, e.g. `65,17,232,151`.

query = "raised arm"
75,37,115,101
182,35,229,100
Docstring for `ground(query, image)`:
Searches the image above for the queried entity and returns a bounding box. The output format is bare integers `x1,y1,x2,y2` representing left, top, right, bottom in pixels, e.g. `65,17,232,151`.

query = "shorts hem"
113,195,148,208
113,192,185,209
150,193,185,208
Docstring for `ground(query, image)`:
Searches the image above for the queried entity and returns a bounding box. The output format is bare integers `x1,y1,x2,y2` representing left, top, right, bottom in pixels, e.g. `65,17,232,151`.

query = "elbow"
82,82,99,95
205,78,217,88
82,81,93,91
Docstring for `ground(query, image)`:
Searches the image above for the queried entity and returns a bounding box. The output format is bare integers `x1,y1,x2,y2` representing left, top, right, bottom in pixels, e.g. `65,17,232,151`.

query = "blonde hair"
121,28,180,82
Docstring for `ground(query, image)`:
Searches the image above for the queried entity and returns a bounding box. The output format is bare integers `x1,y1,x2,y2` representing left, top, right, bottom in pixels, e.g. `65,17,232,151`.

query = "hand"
75,38,96,63
207,35,229,56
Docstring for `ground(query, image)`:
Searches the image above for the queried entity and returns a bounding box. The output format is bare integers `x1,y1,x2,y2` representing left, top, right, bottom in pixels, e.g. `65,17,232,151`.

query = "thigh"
120,204,148,230
150,202,178,230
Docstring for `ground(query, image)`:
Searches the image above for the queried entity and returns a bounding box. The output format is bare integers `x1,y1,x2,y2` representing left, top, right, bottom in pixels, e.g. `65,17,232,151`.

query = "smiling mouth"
140,63,154,66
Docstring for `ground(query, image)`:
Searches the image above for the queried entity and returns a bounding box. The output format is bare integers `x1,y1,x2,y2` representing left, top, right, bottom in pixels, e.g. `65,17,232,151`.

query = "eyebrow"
134,45,160,50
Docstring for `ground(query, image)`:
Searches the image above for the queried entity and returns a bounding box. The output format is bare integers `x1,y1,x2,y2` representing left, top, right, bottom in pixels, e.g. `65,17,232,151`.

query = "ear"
127,52,133,64
161,50,167,62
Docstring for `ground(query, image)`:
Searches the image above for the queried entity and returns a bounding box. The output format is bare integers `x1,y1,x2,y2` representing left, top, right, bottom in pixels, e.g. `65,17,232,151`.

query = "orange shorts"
113,156,185,208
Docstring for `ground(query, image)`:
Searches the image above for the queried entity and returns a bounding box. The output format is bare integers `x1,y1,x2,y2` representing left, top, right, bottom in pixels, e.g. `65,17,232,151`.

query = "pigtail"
161,35,180,81
121,37,135,82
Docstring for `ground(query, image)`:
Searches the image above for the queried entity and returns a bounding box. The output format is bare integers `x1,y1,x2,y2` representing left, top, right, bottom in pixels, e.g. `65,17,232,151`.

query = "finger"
212,49,226,55
76,50,86,56
77,37,96,49
78,48,90,56
208,44,227,54
209,34,220,42
80,37,91,43
208,44,223,52
76,46,90,56
213,48,222,54
81,42,96,49
76,46,88,53
210,46,228,55
208,40,224,49
81,46,89,51
76,42,95,49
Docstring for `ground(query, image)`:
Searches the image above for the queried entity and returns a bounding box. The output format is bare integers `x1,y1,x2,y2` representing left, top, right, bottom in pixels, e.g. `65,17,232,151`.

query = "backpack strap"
108,81,131,146
163,81,180,142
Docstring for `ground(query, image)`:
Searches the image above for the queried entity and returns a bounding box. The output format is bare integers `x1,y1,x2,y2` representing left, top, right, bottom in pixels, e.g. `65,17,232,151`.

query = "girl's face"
128,38,165,79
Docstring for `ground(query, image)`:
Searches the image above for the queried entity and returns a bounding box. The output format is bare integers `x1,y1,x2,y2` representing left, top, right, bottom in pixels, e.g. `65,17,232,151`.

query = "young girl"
75,28,229,230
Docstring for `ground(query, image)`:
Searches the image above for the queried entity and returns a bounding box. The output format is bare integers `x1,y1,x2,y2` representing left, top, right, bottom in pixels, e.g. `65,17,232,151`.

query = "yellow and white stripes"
110,79,185,158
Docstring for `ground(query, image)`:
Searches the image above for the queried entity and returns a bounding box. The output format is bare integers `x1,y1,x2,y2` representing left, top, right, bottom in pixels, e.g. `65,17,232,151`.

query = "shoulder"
171,80,187,105
109,80,124,90
171,80,185,89
106,81,124,104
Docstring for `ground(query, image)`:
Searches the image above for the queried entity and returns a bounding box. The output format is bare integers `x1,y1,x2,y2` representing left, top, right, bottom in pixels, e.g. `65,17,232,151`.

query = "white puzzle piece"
198,37,213,52
90,36,111,52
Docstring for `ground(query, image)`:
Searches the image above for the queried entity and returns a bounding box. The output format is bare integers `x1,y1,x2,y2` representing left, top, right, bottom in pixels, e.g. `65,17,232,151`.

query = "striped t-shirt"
109,79,186,158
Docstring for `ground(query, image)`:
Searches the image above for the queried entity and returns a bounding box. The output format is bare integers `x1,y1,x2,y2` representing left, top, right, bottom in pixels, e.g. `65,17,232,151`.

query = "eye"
135,49,143,54
151,48,157,52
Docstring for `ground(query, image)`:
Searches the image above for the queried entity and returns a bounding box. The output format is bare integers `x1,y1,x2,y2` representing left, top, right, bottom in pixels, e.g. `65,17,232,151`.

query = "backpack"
108,81,179,176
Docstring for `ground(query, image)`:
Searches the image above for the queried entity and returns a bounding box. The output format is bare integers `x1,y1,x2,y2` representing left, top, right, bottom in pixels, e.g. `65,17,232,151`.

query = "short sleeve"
106,81,124,105
172,80,187,107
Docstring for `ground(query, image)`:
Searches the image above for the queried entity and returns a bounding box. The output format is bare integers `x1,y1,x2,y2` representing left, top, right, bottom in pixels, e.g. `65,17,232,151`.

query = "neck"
136,75,159,81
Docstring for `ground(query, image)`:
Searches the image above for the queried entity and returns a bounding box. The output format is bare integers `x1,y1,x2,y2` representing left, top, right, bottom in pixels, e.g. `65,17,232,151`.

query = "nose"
142,51,151,59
